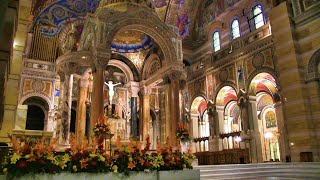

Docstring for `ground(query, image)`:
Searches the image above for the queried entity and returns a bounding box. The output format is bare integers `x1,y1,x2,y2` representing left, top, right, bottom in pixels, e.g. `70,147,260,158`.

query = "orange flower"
27,157,36,162
116,136,122,150
113,154,119,160
128,162,136,169
80,158,88,169
128,137,134,153
139,158,145,166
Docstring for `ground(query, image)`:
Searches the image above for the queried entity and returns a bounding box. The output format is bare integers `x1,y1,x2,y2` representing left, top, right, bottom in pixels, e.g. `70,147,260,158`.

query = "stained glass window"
253,5,265,29
231,19,240,39
213,31,220,52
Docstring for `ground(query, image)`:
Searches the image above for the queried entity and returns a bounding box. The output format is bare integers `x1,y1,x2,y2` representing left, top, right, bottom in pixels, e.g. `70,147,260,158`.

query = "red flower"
165,162,171,167
90,161,97,166
144,161,151,167
120,151,127,156
83,150,89,155
18,161,27,168
39,159,46,165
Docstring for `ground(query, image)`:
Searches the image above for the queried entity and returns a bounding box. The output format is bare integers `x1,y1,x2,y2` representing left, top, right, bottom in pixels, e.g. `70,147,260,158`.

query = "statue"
63,24,78,53
104,81,121,105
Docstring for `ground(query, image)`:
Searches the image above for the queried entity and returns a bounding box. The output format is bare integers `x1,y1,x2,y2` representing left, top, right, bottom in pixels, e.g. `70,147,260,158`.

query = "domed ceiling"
31,0,200,38
32,0,100,36
111,30,152,53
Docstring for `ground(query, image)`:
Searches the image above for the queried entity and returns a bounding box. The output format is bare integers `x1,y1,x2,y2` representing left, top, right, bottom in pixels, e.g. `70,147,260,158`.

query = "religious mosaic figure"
63,24,78,53
154,0,167,8
176,10,190,37
105,81,121,105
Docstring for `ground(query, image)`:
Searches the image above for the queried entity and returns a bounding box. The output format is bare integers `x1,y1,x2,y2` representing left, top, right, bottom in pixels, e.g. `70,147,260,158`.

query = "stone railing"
195,149,250,165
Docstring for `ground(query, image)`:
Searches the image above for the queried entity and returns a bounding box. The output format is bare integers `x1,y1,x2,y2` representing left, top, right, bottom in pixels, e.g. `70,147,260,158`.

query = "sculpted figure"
104,81,121,105
63,24,78,53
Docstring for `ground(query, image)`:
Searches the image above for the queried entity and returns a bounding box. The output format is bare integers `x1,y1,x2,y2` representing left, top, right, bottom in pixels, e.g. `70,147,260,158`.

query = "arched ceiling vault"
31,0,204,39
216,86,237,106
249,73,277,96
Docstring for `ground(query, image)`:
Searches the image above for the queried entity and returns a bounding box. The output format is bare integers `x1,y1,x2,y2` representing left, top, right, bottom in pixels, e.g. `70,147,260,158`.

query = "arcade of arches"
0,0,320,165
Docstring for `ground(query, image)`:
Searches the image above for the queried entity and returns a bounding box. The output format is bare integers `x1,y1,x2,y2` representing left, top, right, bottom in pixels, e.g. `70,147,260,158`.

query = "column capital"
93,49,111,69
125,81,140,97
140,86,152,96
79,78,89,88
216,105,225,112
248,95,257,102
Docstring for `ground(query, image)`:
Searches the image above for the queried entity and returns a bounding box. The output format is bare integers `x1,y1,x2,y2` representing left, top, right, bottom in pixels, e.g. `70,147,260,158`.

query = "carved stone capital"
125,81,140,97
140,86,152,96
93,50,111,70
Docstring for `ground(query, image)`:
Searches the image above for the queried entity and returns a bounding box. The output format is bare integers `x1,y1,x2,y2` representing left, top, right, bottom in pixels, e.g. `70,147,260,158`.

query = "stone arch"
111,53,140,81
207,20,224,42
20,93,53,110
213,81,238,105
142,53,161,80
189,93,207,112
246,68,279,95
22,96,50,131
97,7,179,66
108,60,135,82
306,48,320,82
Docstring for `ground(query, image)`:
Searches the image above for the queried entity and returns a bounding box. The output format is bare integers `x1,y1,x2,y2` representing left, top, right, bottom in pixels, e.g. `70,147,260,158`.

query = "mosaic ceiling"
33,0,100,36
112,30,153,53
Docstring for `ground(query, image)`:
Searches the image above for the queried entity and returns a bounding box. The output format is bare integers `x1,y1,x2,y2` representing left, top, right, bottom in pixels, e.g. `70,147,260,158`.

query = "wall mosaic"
33,0,100,36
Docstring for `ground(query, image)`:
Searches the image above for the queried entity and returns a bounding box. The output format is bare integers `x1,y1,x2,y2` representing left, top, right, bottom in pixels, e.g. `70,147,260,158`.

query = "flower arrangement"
93,115,111,137
1,135,196,179
176,122,192,142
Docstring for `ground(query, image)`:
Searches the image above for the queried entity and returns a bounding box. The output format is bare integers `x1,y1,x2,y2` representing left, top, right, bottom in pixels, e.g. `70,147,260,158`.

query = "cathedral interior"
0,0,319,165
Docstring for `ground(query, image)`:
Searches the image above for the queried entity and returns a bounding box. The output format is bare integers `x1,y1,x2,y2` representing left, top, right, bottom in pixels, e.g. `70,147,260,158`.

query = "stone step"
195,163,320,180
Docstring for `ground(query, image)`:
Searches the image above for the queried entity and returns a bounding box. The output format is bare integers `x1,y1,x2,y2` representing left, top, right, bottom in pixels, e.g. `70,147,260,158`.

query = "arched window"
252,5,265,29
213,31,220,52
231,19,240,39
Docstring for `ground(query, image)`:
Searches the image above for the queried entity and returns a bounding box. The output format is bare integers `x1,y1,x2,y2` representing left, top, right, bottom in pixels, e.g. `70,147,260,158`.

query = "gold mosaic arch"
246,70,279,96
91,5,181,66
190,96,206,114
213,82,238,106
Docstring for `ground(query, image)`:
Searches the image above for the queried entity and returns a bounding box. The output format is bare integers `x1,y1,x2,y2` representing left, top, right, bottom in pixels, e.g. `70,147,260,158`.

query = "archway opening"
190,96,208,152
215,86,238,150
25,105,45,130
23,96,49,131
249,72,280,162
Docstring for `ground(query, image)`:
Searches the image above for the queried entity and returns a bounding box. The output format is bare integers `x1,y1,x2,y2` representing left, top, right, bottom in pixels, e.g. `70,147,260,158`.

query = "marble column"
274,101,290,162
216,106,225,151
169,80,180,146
141,86,151,141
76,78,89,143
248,95,264,163
128,83,139,139
208,107,220,152
90,67,104,137
191,114,199,152
60,73,73,145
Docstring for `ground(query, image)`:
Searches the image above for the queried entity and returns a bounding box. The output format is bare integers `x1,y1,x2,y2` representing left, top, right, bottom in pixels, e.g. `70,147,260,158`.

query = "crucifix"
104,81,121,105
